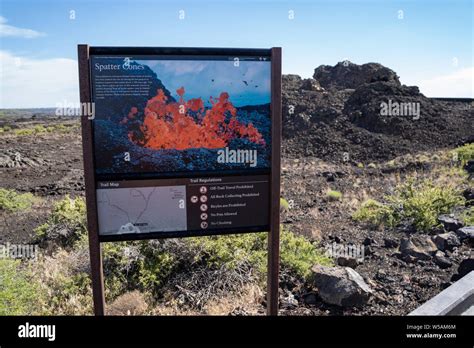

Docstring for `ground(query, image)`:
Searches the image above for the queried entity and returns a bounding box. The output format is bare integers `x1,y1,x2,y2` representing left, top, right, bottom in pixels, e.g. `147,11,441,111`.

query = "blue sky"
0,0,472,107
137,59,271,106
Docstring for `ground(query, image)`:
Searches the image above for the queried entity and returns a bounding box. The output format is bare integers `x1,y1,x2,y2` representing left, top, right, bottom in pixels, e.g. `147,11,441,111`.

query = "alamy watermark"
380,99,420,120
217,147,257,167
324,242,365,262
55,100,95,119
0,243,39,260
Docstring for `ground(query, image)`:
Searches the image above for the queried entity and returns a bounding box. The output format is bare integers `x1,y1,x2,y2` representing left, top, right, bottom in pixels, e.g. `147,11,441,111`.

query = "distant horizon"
1,61,473,111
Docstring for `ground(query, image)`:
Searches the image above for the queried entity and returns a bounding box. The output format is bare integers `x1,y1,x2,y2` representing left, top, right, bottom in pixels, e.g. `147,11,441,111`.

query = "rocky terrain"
0,61,472,316
282,62,473,163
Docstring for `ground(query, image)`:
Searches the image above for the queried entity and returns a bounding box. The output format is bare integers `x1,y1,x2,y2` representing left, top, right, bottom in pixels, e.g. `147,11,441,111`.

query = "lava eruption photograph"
91,57,271,176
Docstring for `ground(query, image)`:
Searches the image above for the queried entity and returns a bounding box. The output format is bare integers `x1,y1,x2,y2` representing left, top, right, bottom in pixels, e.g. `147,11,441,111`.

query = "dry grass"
150,284,264,315
107,291,149,315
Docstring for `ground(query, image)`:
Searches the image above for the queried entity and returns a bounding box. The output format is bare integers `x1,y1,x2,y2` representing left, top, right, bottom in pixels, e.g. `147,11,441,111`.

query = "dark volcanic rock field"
282,61,473,163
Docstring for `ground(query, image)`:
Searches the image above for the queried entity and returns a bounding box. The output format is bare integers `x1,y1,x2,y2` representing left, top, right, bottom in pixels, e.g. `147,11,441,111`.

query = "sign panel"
86,48,275,241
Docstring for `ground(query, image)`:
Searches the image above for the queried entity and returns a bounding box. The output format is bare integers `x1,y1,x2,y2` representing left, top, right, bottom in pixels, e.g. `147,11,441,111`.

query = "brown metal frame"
78,45,281,316
267,47,282,316
78,44,106,315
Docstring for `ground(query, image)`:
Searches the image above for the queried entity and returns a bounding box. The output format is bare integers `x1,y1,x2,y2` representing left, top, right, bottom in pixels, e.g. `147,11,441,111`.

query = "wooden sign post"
78,45,281,316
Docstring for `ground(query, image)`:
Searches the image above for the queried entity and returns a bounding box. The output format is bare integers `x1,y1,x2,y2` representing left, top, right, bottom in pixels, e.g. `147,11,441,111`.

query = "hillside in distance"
282,61,473,164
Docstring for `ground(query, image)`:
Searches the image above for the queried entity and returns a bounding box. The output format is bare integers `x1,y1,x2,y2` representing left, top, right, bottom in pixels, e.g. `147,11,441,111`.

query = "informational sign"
78,46,281,315
87,48,275,241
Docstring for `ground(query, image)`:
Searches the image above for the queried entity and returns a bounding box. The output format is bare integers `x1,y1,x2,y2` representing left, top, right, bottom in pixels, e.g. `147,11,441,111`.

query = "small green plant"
101,241,143,300
11,124,72,136
54,124,70,133
34,125,47,133
137,248,177,292
0,188,35,212
352,198,398,228
460,207,474,226
327,189,342,201
416,154,431,163
42,270,92,315
13,128,35,136
454,143,474,165
30,247,94,315
279,228,333,278
357,162,364,168
352,179,465,231
34,196,87,242
280,197,290,210
186,232,267,274
395,179,464,231
182,228,332,281
367,162,377,169
0,259,39,315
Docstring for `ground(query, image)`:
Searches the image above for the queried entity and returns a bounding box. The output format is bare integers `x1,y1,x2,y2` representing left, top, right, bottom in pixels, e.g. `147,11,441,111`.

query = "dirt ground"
278,155,472,315
0,119,83,243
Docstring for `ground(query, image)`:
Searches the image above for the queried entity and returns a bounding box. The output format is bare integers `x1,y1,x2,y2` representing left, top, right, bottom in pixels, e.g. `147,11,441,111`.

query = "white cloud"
148,60,207,75
0,51,79,108
0,16,45,38
417,67,473,98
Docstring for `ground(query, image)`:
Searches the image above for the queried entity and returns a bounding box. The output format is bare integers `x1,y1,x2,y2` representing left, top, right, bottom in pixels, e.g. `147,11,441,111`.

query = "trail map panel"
96,184,186,235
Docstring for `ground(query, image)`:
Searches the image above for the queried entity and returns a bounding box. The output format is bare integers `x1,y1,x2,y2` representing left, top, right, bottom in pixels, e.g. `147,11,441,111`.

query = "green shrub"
386,160,396,167
279,228,333,278
34,196,87,244
454,143,474,165
186,228,332,280
352,179,464,231
13,128,35,136
280,197,290,210
11,124,71,136
0,188,35,212
460,207,474,226
34,125,47,133
137,247,177,291
352,198,398,228
31,196,333,309
186,232,267,274
99,227,332,300
94,240,174,301
101,242,139,300
0,254,94,315
0,259,39,315
43,270,92,315
327,189,342,201
395,179,464,231
30,247,93,315
54,124,70,133
49,196,86,227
